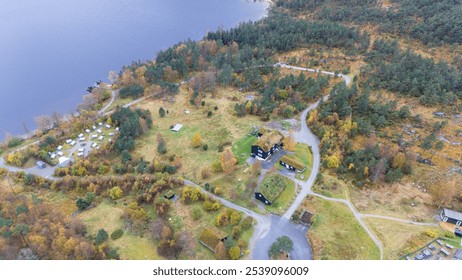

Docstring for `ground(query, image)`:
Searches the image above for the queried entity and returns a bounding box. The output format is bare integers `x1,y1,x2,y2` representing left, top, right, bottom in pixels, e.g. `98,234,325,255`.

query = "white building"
58,156,72,168
171,124,183,132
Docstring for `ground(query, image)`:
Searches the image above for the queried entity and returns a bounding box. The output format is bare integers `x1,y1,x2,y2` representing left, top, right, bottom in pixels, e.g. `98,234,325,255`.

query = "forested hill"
276,0,462,46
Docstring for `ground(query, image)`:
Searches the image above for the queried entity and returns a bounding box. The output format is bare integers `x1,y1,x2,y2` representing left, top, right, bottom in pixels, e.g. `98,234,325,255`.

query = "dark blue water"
0,0,268,139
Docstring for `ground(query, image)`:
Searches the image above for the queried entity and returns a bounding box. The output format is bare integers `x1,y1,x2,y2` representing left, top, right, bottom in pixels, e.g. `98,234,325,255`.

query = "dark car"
80,142,87,147
455,228,462,237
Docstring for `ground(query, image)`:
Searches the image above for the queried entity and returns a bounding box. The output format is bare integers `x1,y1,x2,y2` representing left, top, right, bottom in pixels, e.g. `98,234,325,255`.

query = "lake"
0,0,268,139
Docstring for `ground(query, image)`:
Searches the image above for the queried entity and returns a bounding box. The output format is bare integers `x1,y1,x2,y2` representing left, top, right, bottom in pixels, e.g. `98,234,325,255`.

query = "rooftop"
254,130,284,152
171,124,183,132
280,155,306,171
442,208,462,221
199,227,227,252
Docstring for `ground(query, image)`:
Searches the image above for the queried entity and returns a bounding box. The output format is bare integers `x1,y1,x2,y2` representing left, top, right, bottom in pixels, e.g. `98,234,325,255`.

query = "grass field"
79,201,162,260
232,135,257,164
312,173,349,199
134,87,265,181
303,196,381,260
363,218,441,259
258,173,292,203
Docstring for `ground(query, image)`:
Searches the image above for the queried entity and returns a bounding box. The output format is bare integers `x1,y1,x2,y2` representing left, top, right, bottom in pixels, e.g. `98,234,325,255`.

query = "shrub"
191,207,203,221
119,84,144,98
241,216,253,230
207,111,212,117
111,229,124,240
214,106,218,110
228,246,241,260
109,186,123,200
202,144,208,151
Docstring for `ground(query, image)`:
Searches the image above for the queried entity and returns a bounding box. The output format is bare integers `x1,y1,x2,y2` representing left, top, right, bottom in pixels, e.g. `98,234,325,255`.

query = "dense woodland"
276,0,462,45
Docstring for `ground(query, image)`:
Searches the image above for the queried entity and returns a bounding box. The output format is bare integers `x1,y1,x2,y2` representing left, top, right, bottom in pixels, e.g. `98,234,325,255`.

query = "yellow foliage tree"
363,166,369,177
392,152,406,169
191,132,203,148
245,101,252,112
220,148,237,174
283,131,297,152
326,155,340,169
228,246,241,260
109,186,123,200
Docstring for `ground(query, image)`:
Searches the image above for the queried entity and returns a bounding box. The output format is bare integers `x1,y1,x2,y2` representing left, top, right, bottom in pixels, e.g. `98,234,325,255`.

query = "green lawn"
232,135,257,164
294,143,313,180
306,196,381,260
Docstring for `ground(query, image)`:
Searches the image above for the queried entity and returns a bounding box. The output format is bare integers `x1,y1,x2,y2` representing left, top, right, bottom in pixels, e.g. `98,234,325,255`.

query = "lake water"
0,0,268,139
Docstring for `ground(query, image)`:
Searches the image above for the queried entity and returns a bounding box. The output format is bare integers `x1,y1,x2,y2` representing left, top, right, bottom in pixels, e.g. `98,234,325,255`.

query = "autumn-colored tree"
392,152,406,169
109,186,123,200
228,246,241,260
215,241,227,260
283,131,296,151
220,148,237,174
191,132,203,148
230,211,241,225
325,155,340,169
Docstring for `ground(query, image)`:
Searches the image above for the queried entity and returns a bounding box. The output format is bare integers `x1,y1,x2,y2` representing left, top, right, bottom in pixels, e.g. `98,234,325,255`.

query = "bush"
241,216,253,230
164,165,177,174
111,229,124,240
109,186,123,200
7,138,24,148
191,207,203,221
207,111,212,117
228,246,241,260
202,144,208,151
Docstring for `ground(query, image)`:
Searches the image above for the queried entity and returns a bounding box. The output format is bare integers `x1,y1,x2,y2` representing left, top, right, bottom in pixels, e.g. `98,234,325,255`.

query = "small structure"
78,148,84,153
440,248,450,256
171,124,183,132
78,133,84,138
105,124,111,129
254,175,286,206
164,190,175,200
58,156,72,168
50,153,56,159
91,143,98,148
98,135,104,141
453,249,462,260
455,228,462,237
57,151,64,156
96,129,102,134
57,145,63,151
280,155,306,173
91,134,98,139
98,122,103,126
440,208,462,226
65,139,72,144
92,125,97,130
85,129,91,134
184,110,190,114
36,161,46,169
70,141,76,146
78,137,85,142
109,132,114,136
299,210,313,225
251,129,284,161
116,127,119,131
433,112,445,117
199,228,228,252
422,249,432,258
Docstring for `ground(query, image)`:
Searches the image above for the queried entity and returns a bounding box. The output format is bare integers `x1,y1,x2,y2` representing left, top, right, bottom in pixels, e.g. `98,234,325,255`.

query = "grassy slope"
79,201,162,260
304,196,380,260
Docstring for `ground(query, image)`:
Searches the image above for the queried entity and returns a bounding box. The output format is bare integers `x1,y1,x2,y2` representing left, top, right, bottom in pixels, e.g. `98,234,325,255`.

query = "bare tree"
35,115,52,131
108,71,119,84
371,158,387,182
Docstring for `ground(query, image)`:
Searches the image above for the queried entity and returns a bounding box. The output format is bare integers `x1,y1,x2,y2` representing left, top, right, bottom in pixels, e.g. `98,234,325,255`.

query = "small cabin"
280,155,306,173
199,228,228,252
164,190,175,200
58,156,72,168
171,124,183,132
36,161,46,169
440,208,462,226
